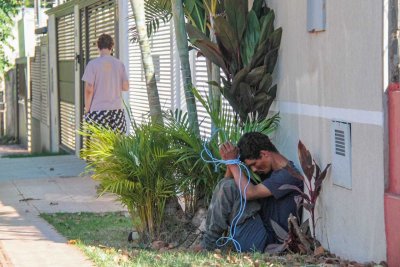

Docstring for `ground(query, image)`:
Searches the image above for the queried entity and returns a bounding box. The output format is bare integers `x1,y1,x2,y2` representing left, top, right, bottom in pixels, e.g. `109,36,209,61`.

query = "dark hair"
97,34,114,50
237,132,278,162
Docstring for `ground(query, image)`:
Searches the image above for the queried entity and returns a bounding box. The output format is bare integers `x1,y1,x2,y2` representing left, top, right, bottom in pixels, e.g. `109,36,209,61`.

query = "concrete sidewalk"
0,154,127,267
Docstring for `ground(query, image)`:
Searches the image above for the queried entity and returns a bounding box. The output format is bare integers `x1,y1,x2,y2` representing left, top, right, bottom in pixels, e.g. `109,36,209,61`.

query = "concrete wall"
267,0,386,262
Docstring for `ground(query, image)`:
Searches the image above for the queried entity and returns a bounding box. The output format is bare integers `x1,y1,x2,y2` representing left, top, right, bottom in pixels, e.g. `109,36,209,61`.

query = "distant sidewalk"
0,144,28,157
0,153,127,267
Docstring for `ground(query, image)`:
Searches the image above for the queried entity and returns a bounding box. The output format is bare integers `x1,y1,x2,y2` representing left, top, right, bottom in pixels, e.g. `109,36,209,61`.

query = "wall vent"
331,121,352,189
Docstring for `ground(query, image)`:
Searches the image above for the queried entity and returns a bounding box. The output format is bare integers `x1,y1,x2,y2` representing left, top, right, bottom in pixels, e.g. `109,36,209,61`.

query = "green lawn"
40,212,289,267
41,212,383,267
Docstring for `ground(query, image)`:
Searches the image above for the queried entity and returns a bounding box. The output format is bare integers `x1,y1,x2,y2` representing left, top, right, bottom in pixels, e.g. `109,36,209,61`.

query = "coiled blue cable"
200,140,252,253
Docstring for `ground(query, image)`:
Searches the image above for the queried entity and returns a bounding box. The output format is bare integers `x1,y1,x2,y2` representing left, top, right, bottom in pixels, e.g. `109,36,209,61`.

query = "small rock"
192,208,207,228
128,231,139,242
151,240,167,250
314,245,325,256
49,167,54,171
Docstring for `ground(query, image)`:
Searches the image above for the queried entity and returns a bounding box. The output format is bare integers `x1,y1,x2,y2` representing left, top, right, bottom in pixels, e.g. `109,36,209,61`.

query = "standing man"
82,33,129,133
200,132,304,252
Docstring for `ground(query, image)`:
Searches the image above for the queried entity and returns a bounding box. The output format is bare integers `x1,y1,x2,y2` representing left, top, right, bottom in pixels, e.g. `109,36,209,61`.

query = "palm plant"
186,0,282,123
160,110,221,213
80,122,176,242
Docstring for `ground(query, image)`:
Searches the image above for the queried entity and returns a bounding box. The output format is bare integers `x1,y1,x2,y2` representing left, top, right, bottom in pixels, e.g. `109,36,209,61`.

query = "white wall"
267,0,386,262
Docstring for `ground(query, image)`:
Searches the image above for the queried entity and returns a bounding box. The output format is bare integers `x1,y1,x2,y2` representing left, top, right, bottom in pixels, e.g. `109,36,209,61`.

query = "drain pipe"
385,1,400,266
386,83,400,267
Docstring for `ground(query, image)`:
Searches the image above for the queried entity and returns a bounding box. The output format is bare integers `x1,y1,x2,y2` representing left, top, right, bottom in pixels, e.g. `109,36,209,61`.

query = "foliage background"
0,0,21,77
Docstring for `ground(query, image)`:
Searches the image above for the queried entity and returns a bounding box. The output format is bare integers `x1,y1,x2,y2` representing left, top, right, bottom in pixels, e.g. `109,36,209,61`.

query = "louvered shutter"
192,55,234,138
85,0,118,61
30,38,49,126
31,46,42,120
128,3,173,126
57,13,75,152
192,55,212,136
40,38,49,125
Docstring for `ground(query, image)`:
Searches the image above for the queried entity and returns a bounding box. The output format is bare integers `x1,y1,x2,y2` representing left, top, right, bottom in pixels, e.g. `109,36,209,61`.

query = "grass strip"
41,212,288,267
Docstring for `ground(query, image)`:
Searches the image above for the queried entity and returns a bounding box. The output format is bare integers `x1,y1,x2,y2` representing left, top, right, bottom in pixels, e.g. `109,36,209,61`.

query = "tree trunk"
130,0,163,125
171,0,200,136
208,15,221,135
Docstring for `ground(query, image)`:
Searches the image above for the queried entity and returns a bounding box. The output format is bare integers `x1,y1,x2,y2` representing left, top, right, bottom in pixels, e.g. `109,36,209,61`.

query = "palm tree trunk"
171,0,200,136
130,0,163,125
208,15,221,135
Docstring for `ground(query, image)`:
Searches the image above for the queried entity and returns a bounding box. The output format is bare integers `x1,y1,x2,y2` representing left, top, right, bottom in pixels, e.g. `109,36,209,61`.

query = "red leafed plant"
295,140,331,241
268,140,331,254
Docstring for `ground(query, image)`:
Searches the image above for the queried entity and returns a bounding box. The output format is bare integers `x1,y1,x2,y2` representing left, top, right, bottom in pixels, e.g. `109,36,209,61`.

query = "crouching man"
200,132,303,252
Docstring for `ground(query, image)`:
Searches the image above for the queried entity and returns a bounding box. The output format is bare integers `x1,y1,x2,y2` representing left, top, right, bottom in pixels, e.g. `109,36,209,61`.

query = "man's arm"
220,142,273,200
122,80,129,91
85,82,94,113
227,164,272,200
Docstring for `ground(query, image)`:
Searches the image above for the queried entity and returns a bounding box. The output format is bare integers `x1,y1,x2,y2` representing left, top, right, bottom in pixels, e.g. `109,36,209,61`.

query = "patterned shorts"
84,109,127,133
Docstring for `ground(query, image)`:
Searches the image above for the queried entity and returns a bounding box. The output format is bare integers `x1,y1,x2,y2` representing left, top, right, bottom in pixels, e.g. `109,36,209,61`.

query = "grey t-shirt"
82,55,128,112
260,161,304,244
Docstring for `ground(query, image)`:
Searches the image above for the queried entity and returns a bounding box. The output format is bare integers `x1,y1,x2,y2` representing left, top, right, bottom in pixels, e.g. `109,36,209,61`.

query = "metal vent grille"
331,121,352,189
334,129,345,156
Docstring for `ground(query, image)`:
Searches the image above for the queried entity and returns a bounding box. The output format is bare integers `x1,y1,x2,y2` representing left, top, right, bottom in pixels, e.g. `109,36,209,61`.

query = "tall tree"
171,0,200,135
0,0,21,78
129,0,163,125
131,0,204,133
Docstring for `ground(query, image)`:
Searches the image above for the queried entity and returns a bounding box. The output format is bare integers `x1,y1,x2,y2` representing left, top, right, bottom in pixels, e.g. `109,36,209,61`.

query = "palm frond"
129,0,172,43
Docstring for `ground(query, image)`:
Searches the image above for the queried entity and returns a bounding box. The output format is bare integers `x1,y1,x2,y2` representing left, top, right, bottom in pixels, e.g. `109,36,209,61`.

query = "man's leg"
201,178,261,251
233,214,268,252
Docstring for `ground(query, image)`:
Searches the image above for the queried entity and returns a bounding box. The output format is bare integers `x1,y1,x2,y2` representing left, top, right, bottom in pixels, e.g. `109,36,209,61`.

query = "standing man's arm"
122,80,129,91
85,82,94,113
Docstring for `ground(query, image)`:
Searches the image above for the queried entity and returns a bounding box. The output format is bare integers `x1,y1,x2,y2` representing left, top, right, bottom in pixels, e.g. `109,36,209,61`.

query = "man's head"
97,33,114,50
237,132,278,174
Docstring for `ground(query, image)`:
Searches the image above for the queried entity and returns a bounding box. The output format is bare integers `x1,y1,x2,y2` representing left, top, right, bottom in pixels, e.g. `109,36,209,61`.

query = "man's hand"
219,142,239,161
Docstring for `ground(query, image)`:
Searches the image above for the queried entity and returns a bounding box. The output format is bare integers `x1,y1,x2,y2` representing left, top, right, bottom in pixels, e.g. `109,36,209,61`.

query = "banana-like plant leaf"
250,38,268,69
238,82,253,113
256,84,276,117
214,16,238,65
269,27,283,50
298,141,314,182
263,47,279,74
270,219,289,241
189,37,230,76
183,0,206,32
245,65,265,86
279,184,310,201
259,73,272,93
258,10,275,45
241,10,260,66
251,0,264,18
225,0,247,42
185,22,209,42
314,163,331,199
231,66,250,95
253,92,269,110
